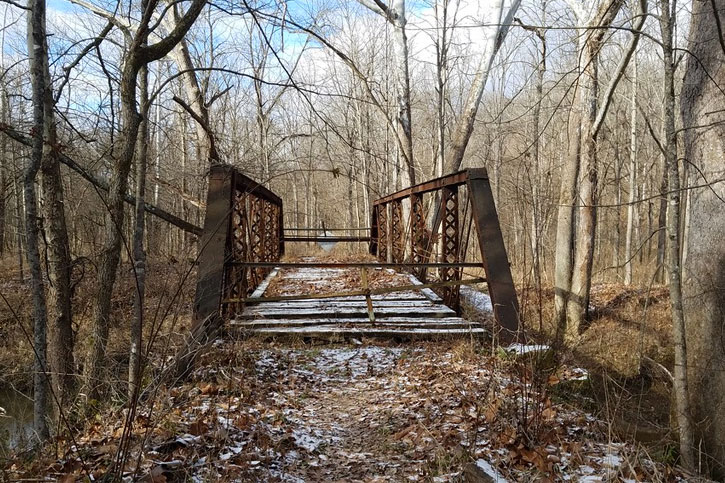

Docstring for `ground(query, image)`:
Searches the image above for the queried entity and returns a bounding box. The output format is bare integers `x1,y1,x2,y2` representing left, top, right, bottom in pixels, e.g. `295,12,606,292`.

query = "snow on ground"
31,339,684,482
460,285,493,313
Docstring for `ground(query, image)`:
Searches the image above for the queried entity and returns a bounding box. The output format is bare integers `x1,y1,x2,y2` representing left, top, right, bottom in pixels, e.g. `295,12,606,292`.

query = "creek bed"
0,387,34,455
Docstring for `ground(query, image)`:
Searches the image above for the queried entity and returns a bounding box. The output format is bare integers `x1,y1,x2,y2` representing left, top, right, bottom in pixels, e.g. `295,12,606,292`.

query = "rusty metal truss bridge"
192,164,521,341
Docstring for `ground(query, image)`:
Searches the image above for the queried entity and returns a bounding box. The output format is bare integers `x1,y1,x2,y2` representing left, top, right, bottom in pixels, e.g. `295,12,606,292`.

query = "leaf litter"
13,338,689,482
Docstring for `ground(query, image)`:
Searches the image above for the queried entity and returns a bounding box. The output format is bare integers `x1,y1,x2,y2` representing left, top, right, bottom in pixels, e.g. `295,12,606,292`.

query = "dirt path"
252,346,435,481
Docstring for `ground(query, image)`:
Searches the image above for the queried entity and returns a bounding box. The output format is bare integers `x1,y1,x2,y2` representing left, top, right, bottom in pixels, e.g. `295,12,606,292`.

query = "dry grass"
0,254,196,397
520,283,672,377
520,283,676,456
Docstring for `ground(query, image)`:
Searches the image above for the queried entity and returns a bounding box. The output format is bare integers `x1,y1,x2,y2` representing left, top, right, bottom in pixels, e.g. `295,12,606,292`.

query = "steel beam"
283,236,372,242
193,165,234,329
372,170,468,205
466,168,520,340
230,261,484,268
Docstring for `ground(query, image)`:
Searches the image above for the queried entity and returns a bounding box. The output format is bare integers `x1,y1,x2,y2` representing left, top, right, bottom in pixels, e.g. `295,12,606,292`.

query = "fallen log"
0,124,203,236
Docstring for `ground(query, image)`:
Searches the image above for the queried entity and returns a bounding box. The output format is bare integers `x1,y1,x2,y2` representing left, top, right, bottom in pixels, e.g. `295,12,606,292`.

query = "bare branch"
54,21,114,103
357,0,390,19
0,124,203,235
67,0,131,36
593,0,647,136
172,95,220,161
0,0,28,10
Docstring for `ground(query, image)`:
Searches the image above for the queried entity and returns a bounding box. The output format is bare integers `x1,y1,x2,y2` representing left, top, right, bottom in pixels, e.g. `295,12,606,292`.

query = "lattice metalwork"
377,204,389,262
249,196,265,287
391,199,404,263
439,186,460,310
263,201,276,262
410,193,426,278
224,190,249,315
194,165,285,330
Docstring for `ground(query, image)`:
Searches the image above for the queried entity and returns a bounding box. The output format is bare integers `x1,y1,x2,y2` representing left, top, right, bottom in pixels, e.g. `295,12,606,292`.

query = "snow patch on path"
460,285,493,313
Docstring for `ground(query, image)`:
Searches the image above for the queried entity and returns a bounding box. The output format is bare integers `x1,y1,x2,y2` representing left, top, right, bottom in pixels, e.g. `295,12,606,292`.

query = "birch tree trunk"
444,0,521,174
166,4,213,163
624,56,638,285
390,0,414,186
358,0,415,186
680,0,725,477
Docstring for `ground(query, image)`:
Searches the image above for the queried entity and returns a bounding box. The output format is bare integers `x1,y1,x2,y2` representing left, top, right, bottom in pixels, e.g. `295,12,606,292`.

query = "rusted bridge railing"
370,169,520,338
193,165,284,328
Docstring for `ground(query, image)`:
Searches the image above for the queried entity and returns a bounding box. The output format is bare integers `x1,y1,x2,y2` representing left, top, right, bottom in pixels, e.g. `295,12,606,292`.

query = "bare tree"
358,0,415,186
444,0,521,174
554,0,646,342
83,0,207,398
623,53,637,285
656,0,695,469
680,0,725,477
26,0,52,440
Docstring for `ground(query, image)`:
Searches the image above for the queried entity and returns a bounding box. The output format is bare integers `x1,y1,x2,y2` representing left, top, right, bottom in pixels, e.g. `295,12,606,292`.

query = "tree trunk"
659,0,694,470
554,0,626,342
445,0,520,174
434,0,449,180
530,12,546,291
35,9,75,405
566,45,600,338
553,36,585,342
0,87,6,256
390,0,415,186
40,105,74,406
129,63,149,401
85,57,143,399
26,0,51,439
624,56,638,285
166,4,213,162
84,0,206,398
655,165,668,282
680,0,725,477
12,141,24,281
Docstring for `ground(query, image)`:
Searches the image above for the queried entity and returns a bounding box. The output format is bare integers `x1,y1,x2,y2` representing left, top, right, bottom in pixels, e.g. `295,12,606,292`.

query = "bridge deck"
232,258,487,340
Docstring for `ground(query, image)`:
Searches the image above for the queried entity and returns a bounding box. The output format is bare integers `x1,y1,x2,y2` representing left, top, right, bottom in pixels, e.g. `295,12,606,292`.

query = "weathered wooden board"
244,299,439,310
240,326,487,339
246,292,432,304
241,306,457,320
232,317,475,329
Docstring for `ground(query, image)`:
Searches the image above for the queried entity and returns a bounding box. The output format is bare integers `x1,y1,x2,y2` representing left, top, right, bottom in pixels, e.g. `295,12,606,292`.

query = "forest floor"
0,253,696,481
4,338,691,482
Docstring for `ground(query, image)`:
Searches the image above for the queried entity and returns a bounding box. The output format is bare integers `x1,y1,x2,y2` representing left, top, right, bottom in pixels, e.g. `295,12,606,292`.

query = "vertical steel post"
467,168,520,339
278,203,285,257
369,203,379,256
192,165,234,329
410,193,426,279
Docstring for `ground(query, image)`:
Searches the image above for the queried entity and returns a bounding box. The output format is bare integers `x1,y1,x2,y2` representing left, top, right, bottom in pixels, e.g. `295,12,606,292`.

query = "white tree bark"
444,0,521,174
624,57,638,285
